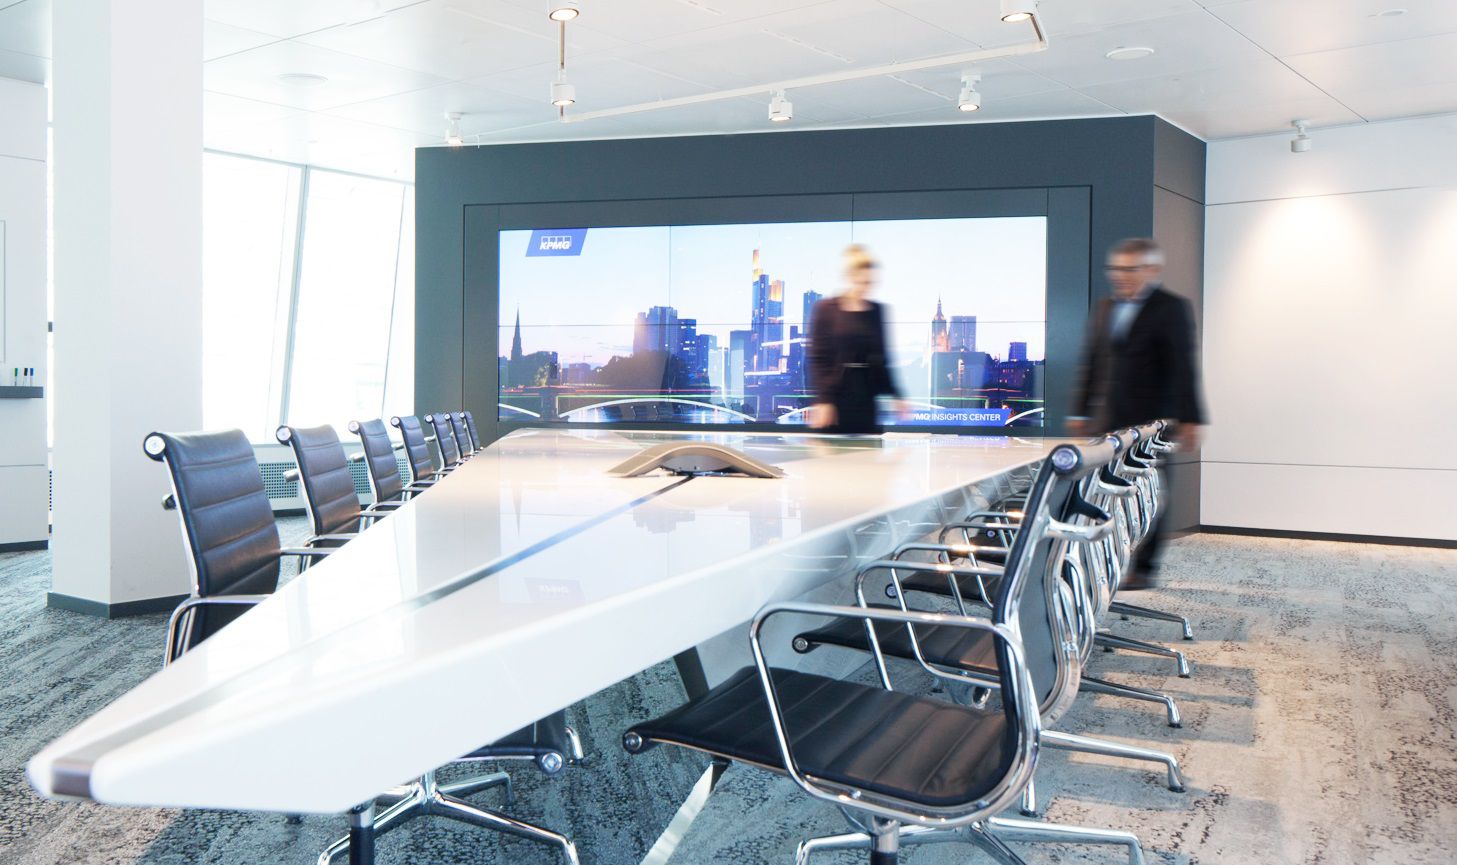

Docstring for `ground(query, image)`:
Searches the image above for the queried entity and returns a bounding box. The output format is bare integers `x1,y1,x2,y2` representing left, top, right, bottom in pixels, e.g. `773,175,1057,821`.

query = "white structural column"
50,1,204,612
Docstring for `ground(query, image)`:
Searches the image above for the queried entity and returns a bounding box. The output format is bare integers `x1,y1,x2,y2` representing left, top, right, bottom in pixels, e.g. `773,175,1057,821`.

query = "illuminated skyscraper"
634,306,679,355
749,249,786,371
802,290,823,335
949,315,977,352
1009,341,1028,362
930,296,949,352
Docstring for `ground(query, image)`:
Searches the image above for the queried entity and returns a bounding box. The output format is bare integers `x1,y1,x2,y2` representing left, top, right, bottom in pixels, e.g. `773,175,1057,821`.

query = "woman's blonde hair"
843,243,877,277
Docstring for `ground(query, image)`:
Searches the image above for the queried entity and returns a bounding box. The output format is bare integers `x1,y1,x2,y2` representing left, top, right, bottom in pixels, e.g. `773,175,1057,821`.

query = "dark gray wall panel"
415,116,1195,445
1153,118,1207,205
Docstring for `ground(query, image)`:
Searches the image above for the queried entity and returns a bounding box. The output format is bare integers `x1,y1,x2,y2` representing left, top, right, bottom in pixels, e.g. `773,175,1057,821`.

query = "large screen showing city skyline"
498,216,1047,428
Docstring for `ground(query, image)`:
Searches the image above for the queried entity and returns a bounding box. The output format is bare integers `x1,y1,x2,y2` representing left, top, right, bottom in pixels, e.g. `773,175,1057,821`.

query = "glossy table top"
29,429,1056,813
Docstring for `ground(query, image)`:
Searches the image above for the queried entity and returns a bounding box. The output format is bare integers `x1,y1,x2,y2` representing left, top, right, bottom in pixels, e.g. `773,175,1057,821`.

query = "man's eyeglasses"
1104,265,1147,273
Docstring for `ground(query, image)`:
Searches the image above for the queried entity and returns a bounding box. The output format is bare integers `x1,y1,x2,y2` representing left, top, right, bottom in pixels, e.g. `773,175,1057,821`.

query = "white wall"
0,77,48,548
1203,115,1457,540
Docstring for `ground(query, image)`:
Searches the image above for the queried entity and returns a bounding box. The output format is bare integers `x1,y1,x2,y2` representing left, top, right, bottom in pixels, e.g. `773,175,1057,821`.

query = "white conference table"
29,428,1056,819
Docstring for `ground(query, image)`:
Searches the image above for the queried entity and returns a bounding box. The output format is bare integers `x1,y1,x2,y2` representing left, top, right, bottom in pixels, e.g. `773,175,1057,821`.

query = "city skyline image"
498,217,1048,427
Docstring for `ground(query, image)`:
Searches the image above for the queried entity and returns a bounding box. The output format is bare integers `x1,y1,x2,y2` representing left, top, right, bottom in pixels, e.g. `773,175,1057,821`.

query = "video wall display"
497,216,1047,429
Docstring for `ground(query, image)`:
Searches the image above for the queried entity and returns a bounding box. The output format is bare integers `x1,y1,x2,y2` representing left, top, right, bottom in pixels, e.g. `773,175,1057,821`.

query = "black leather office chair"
144,430,334,665
449,411,476,459
623,441,1146,865
425,412,463,471
348,418,429,506
461,410,484,452
275,425,377,548
390,415,443,488
791,444,1185,820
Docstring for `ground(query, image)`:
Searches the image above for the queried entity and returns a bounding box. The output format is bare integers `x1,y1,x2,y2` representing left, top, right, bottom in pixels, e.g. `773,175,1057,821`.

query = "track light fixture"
1290,118,1312,153
445,111,464,146
548,0,579,21
768,90,793,123
552,72,576,107
958,72,982,112
1000,0,1037,23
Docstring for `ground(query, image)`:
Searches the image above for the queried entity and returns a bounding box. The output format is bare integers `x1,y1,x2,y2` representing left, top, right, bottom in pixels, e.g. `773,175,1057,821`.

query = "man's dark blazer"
1072,286,1205,431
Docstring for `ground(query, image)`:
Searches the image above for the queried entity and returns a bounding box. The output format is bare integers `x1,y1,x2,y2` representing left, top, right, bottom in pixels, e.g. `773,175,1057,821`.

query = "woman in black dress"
806,245,903,434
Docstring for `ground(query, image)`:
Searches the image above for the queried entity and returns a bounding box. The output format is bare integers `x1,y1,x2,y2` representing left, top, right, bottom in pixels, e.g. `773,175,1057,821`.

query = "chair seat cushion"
469,710,570,761
626,667,1013,809
794,604,1000,677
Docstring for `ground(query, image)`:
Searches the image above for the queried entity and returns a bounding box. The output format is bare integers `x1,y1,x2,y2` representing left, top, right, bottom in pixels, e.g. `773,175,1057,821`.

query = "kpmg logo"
526,228,588,257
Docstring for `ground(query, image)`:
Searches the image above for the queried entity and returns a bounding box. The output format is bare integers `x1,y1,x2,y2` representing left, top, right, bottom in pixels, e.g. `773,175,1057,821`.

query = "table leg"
348,802,375,865
672,648,710,700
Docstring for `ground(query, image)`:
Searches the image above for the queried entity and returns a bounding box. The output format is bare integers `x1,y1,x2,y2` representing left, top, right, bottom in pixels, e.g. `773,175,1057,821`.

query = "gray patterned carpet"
2,529,1455,865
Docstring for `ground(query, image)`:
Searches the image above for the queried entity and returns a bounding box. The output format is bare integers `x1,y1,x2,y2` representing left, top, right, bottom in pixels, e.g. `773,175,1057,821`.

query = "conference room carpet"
1,528,1453,865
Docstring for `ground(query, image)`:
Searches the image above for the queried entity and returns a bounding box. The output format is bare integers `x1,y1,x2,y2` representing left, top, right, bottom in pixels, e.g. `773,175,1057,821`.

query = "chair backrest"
349,418,405,504
391,415,436,483
143,429,281,649
449,412,474,457
993,439,1117,725
277,424,362,537
461,410,483,451
425,412,460,468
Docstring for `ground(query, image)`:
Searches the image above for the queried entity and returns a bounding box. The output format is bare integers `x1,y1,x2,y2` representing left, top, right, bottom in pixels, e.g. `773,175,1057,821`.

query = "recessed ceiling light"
1000,0,1037,23
1105,46,1156,61
1372,7,1408,17
276,72,329,87
548,0,580,21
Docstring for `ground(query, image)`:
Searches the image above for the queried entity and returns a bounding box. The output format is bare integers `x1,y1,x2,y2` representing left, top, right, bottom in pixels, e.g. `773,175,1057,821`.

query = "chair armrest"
307,533,360,544
365,501,406,512
164,594,270,665
280,547,333,559
747,601,1039,827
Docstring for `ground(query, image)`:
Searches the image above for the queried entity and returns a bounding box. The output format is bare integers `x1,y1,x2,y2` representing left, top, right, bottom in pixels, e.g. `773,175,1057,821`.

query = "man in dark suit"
1069,238,1205,590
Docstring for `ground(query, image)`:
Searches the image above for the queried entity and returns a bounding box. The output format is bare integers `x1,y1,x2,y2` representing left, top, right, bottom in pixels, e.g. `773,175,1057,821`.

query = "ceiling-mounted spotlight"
768,90,793,123
445,111,464,146
958,72,982,112
548,0,580,21
1000,0,1037,23
551,72,576,107
1290,118,1312,153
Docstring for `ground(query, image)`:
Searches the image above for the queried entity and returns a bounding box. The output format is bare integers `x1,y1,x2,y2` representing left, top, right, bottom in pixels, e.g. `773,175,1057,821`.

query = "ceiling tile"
1013,9,1267,88
296,0,627,82
470,54,719,111
0,0,49,59
758,0,975,67
494,0,836,45
881,0,1206,47
1210,0,1457,57
1078,57,1363,136
866,86,1123,125
205,90,303,139
205,40,449,111
1284,30,1457,118
204,20,278,62
203,0,425,40
325,80,545,136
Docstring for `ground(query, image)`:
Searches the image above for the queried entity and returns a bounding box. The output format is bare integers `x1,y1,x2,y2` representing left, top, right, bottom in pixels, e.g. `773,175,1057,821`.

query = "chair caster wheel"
1169,721,1183,729
1169,784,1187,793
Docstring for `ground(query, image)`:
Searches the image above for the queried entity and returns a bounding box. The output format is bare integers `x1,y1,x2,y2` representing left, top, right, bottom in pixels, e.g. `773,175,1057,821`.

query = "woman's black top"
807,297,900,433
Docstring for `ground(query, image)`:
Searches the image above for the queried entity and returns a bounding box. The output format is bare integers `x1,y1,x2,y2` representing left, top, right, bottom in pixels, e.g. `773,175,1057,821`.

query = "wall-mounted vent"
259,461,301,500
